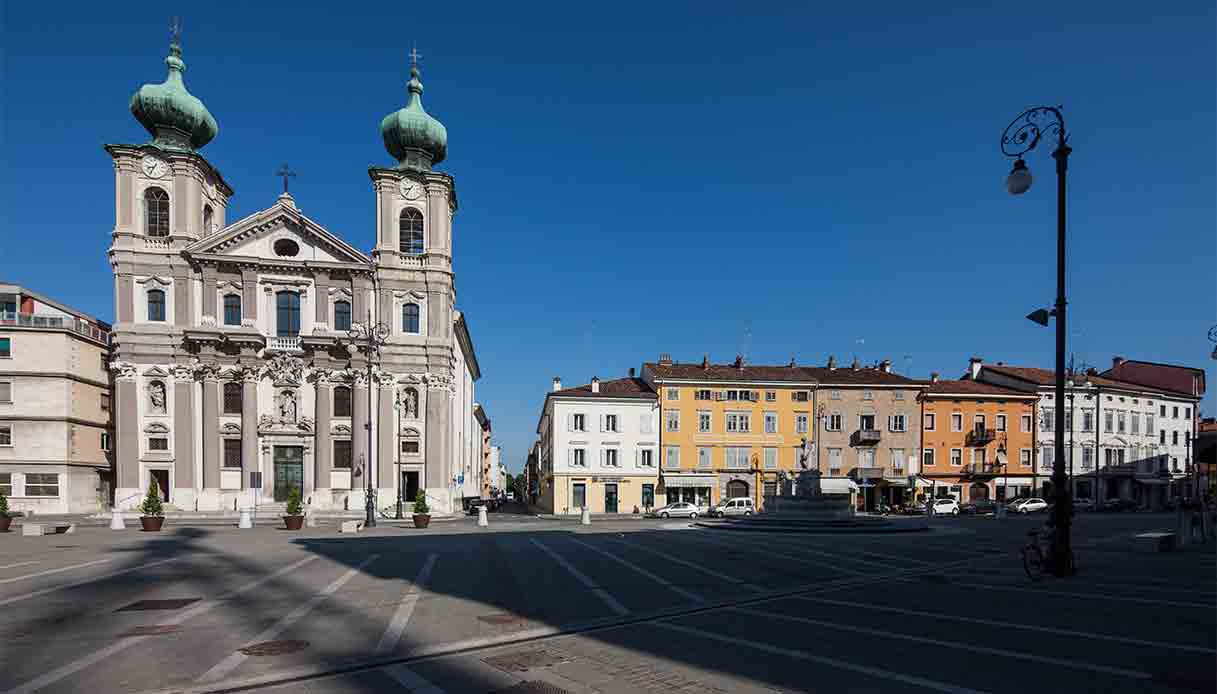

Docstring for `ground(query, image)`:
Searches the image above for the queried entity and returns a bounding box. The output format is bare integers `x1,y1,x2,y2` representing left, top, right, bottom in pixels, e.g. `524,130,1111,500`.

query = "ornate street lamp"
1002,106,1074,576
348,314,391,528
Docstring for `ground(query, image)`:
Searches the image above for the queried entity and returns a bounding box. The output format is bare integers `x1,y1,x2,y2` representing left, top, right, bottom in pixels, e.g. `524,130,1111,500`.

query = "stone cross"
169,16,182,44
276,163,296,194
409,45,422,68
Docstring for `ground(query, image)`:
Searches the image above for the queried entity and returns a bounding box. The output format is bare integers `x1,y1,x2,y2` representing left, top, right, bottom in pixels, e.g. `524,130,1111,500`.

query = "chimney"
931,372,940,383
591,377,600,394
659,353,673,365
851,358,860,371
701,354,710,369
733,354,744,369
968,356,983,380
1112,355,1126,369
552,377,562,392
789,357,797,367
1085,367,1097,377
880,359,892,373
628,367,635,378
827,355,836,370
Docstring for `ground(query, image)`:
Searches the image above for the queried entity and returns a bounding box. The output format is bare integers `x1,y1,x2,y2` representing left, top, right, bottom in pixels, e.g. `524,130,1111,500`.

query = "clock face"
399,179,424,200
141,156,168,179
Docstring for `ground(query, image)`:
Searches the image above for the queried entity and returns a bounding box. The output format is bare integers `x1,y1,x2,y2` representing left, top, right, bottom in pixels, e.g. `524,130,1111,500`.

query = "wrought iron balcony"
961,462,1004,478
966,427,997,446
266,336,303,353
850,429,882,446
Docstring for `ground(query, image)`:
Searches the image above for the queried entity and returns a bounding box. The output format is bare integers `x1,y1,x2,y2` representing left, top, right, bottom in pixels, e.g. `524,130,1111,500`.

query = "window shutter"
566,414,574,432
599,414,605,432
600,449,605,466
567,449,573,467
635,449,640,467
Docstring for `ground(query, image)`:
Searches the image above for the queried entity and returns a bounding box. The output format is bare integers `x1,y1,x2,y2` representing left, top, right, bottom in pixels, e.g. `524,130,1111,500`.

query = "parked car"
1009,497,1048,514
961,499,998,515
1100,498,1139,512
506,492,515,502
927,498,960,516
649,502,699,519
710,497,755,518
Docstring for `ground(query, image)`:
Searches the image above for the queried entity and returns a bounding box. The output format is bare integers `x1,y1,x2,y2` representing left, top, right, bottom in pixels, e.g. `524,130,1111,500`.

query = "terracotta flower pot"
140,516,165,531
283,515,304,530
412,514,431,529
0,515,11,532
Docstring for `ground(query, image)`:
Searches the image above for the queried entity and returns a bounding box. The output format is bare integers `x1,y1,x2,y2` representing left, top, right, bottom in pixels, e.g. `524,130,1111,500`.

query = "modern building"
973,357,1201,507
105,35,480,513
0,284,114,514
535,374,659,515
917,374,1038,503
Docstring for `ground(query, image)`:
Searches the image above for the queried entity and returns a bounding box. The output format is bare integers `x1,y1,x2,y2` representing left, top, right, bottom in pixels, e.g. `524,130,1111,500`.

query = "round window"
273,238,300,257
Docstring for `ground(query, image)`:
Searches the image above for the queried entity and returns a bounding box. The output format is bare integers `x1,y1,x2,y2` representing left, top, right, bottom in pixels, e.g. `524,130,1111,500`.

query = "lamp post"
1003,105,1074,577
348,313,390,529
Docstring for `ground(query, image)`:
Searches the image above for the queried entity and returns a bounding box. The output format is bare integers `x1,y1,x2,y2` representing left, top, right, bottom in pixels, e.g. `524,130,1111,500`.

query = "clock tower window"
399,208,424,255
145,187,170,237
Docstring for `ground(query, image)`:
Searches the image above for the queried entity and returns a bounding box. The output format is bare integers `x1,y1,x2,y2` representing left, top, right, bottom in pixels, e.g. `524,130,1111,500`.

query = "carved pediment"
220,422,242,434
332,423,352,435
144,422,170,434
183,202,371,266
142,366,170,378
263,353,304,385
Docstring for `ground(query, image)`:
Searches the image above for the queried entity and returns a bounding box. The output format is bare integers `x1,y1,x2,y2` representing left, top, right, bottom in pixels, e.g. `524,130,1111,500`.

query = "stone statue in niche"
147,380,167,414
276,389,298,423
399,387,419,420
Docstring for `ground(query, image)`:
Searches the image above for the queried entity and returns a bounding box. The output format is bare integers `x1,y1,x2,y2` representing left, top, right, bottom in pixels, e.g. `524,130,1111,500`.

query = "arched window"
275,291,300,337
223,294,241,326
202,205,214,236
399,208,424,255
726,480,749,501
145,187,170,237
147,289,166,321
333,386,352,417
402,302,420,334
333,300,351,332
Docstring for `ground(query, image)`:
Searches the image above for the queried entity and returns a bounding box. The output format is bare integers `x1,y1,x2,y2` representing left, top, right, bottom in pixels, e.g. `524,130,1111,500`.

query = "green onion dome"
130,40,218,152
380,66,448,171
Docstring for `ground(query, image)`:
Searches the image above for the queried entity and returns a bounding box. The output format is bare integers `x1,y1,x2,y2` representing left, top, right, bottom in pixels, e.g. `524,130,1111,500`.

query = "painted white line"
675,532,867,576
375,554,438,656
766,537,936,567
567,537,704,602
529,538,629,616
650,620,985,694
382,664,446,693
198,555,379,683
793,595,1216,655
902,577,1216,609
0,557,181,608
0,561,40,571
2,555,319,694
733,606,1151,679
0,558,112,585
608,537,764,593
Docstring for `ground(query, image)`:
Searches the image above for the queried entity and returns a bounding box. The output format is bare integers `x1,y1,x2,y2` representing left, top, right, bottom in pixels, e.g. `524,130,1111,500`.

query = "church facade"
107,36,481,514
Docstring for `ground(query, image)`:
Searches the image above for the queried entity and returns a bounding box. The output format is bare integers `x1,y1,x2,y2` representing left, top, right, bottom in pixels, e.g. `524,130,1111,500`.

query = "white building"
536,374,660,514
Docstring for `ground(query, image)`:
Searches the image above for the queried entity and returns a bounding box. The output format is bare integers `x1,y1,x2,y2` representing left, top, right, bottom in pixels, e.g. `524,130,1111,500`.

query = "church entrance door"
402,471,420,504
273,446,304,502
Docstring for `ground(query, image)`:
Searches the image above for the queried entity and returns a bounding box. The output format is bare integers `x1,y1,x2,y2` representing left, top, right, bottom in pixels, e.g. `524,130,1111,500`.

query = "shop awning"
1134,478,1169,486
882,477,910,486
662,475,716,488
821,478,859,494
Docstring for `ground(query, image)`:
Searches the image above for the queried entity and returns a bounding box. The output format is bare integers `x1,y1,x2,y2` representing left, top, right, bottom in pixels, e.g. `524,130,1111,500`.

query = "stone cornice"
0,371,111,390
103,142,235,197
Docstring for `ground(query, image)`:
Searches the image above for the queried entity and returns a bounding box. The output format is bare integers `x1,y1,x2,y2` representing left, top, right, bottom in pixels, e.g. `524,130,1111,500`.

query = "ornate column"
378,374,396,491
424,372,453,510
241,366,259,489
201,265,217,323
201,366,221,492
352,369,370,490
172,365,195,491
113,362,140,493
314,371,334,500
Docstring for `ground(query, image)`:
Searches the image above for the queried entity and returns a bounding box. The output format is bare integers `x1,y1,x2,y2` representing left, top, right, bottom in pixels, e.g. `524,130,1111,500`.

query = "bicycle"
1022,522,1076,581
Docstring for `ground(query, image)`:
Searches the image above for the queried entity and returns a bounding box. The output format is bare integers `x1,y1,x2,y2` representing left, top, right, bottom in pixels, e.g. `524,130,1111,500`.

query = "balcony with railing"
850,429,882,447
266,335,302,353
961,462,1004,479
0,311,110,344
966,427,997,446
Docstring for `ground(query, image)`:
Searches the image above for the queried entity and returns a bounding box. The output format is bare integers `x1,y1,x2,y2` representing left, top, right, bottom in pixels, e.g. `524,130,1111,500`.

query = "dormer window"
145,187,170,237
223,295,241,326
146,289,166,322
334,300,351,332
399,208,424,255
402,303,420,334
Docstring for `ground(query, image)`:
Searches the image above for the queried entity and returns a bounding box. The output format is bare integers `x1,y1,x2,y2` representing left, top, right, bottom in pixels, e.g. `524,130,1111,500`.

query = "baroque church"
107,34,482,513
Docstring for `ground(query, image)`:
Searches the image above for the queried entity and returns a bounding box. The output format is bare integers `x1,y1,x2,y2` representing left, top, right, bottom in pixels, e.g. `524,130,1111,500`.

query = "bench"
1132,531,1175,553
21,523,76,537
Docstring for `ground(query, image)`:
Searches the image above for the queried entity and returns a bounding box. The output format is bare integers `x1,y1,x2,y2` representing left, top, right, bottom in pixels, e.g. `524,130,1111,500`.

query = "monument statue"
795,436,822,498
277,389,298,423
147,381,167,414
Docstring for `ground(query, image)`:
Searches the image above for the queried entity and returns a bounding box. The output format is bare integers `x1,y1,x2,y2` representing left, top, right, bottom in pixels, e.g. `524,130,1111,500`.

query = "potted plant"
0,490,11,532
412,490,431,528
283,487,305,530
139,480,165,531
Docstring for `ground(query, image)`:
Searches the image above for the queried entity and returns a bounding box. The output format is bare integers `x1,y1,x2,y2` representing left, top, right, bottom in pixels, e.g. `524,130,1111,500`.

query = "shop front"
661,473,715,512
552,474,658,515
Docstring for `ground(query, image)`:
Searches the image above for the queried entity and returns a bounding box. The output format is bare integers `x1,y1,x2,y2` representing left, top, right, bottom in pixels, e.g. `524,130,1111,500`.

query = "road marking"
0,557,181,608
650,620,985,694
529,538,629,616
2,555,319,694
383,664,446,693
198,555,379,683
0,561,40,571
733,606,1152,679
793,595,1216,655
675,531,868,576
567,537,704,602
768,536,936,567
375,554,438,655
0,558,112,585
901,577,1217,609
608,537,764,592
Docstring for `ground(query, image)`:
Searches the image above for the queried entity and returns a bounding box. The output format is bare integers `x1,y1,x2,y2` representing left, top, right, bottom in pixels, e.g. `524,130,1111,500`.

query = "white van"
711,497,754,518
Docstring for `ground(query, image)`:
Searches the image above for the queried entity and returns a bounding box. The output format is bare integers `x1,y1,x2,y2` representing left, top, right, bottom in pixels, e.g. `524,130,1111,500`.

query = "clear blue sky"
3,2,1214,472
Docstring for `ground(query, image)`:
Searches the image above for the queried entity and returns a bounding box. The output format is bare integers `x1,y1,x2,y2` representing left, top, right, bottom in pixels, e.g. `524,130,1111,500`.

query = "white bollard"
110,511,126,530
477,505,489,527
238,509,253,529
580,506,591,525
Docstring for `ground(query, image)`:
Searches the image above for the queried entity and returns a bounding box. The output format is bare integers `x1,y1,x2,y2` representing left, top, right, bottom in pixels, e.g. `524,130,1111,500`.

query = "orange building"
918,377,1038,503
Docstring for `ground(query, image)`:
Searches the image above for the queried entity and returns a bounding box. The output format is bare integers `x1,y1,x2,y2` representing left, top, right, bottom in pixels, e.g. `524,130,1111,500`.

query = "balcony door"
859,414,876,431
276,291,300,338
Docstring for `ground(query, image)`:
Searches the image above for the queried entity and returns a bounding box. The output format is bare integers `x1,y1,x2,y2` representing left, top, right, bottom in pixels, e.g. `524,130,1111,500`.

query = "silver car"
650,502,699,519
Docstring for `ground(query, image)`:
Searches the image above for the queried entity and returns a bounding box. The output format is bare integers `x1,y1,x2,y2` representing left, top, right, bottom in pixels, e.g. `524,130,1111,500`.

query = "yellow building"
641,356,822,510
